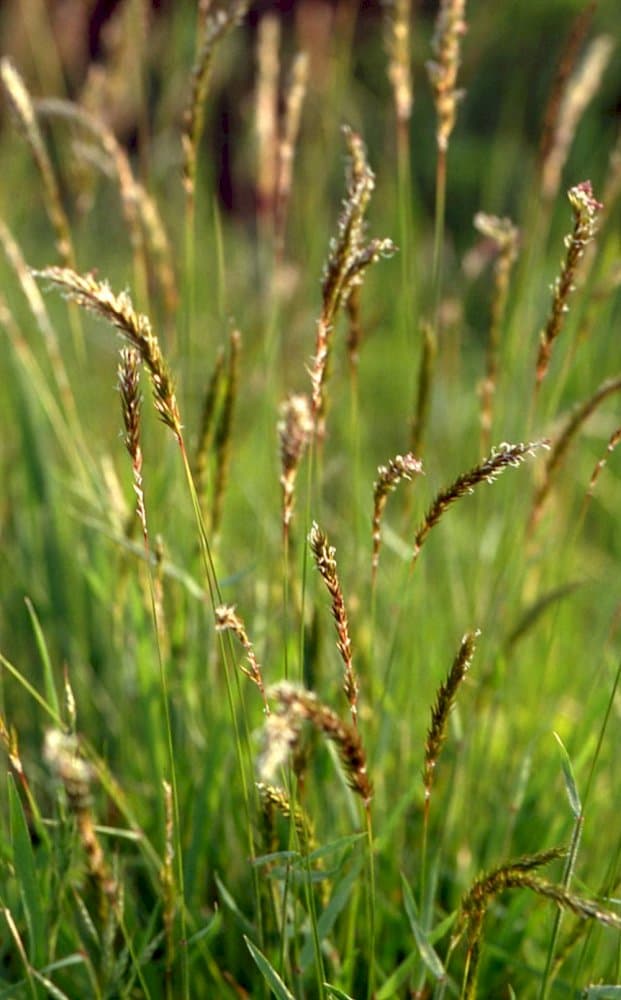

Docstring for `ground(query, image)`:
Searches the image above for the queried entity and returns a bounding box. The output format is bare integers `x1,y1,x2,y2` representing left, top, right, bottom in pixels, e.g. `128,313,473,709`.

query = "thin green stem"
178,441,265,955
432,146,447,327
365,805,376,1000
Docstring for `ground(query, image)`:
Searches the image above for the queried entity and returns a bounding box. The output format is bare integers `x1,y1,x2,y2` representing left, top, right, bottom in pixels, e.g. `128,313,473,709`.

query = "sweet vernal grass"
1,4,621,998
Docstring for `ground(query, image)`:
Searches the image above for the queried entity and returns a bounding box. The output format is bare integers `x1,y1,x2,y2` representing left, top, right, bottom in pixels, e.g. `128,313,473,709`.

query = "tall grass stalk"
2,5,621,996
426,0,466,321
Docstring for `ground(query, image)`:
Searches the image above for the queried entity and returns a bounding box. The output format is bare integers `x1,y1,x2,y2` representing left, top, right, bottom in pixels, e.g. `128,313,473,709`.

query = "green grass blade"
324,986,355,1000
7,774,45,970
376,950,419,999
299,851,363,971
553,732,582,819
0,652,62,726
23,597,60,721
244,936,296,1000
214,873,256,937
401,872,446,982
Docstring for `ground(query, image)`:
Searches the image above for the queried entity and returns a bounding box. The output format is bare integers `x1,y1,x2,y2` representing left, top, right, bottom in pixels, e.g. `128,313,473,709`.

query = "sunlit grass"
0,3,620,998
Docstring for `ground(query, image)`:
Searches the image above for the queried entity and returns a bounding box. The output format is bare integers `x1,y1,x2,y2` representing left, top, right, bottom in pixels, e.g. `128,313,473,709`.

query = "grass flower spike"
310,522,359,725
535,180,602,386
34,266,182,438
372,452,423,582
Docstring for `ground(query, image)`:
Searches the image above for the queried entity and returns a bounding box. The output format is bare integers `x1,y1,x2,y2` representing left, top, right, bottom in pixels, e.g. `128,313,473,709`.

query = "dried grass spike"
161,780,175,983
278,393,313,538
136,185,178,320
256,781,316,855
310,127,395,439
257,701,304,784
309,522,359,725
423,630,479,810
535,181,602,386
384,0,414,128
426,0,467,153
453,847,621,999
182,1,249,208
118,346,147,537
44,730,118,909
372,452,423,582
34,267,182,439
587,426,621,499
412,441,547,567
34,97,149,307
267,682,372,806
215,604,269,712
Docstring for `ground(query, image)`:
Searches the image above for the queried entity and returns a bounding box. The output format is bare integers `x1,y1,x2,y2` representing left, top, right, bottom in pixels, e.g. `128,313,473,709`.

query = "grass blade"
244,936,296,1000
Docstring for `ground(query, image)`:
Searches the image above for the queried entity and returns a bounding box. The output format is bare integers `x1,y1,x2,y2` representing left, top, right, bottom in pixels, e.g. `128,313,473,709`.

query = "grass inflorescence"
1,4,620,999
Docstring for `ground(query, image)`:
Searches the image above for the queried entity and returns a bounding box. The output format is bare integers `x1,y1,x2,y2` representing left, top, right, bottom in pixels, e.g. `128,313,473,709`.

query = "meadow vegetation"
0,1,620,997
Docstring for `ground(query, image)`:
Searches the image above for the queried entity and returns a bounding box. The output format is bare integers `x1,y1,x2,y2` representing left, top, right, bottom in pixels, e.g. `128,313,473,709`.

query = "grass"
1,1,621,997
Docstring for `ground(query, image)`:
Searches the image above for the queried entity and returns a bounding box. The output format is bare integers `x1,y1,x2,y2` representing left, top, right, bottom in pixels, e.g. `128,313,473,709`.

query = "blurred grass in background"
0,1,620,997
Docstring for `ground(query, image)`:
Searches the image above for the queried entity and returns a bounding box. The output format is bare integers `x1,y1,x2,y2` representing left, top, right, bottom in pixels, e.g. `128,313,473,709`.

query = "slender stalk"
365,805,376,1000
538,656,621,999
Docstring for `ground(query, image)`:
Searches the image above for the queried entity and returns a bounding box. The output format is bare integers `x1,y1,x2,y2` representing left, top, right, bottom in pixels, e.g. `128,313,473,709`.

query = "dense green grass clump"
0,2,620,997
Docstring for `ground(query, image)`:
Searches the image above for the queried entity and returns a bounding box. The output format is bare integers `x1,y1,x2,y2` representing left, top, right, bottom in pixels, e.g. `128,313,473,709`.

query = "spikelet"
372,452,423,583
34,267,182,439
44,730,119,912
0,716,31,809
278,393,313,538
412,441,547,567
535,181,602,386
384,0,413,128
587,426,621,500
260,682,372,807
118,347,147,538
182,1,249,208
161,779,175,984
452,847,621,999
426,0,467,154
256,781,316,855
423,630,478,811
309,127,395,439
215,604,269,712
309,522,359,725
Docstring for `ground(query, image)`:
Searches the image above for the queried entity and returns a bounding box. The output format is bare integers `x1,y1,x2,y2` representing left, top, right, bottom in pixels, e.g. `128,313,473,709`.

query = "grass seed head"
426,0,467,153
34,266,182,438
536,181,602,385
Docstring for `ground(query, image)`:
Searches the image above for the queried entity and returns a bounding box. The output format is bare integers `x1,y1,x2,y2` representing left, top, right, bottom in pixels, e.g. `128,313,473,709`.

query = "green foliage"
1,2,620,998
